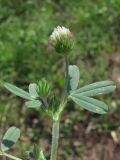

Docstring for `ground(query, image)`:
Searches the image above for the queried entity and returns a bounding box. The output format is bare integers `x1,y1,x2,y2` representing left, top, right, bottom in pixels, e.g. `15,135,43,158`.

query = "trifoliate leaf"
4,83,31,100
1,126,20,151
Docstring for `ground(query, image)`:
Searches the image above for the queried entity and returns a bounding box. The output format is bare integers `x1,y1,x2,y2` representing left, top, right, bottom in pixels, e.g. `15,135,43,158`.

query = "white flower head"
49,26,74,53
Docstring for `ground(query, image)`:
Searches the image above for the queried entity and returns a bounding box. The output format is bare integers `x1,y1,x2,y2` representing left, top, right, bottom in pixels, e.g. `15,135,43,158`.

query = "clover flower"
49,26,74,53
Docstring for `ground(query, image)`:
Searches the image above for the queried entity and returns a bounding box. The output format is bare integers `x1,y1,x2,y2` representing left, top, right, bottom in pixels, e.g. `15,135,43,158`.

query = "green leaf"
33,144,40,160
39,151,46,160
70,94,108,114
33,145,46,160
25,100,42,110
68,65,80,91
71,81,116,97
37,79,51,97
4,83,31,100
1,126,20,151
29,83,39,99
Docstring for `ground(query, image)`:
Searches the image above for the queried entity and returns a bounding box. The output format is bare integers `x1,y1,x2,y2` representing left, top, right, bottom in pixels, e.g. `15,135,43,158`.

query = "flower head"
49,26,74,53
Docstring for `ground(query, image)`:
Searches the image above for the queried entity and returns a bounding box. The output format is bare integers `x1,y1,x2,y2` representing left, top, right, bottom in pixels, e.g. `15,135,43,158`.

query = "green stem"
0,151,22,160
64,56,69,98
50,121,59,160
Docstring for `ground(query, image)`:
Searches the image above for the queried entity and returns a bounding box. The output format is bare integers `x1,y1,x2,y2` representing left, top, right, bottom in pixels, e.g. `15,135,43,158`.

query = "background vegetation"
0,0,120,159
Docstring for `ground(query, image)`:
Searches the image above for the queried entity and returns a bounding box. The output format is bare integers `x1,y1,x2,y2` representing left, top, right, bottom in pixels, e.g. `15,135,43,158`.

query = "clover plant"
0,26,116,160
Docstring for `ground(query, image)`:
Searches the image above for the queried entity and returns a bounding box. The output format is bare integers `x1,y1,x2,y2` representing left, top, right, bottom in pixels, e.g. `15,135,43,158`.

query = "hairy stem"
0,151,22,160
64,56,69,95
60,56,69,109
50,121,59,160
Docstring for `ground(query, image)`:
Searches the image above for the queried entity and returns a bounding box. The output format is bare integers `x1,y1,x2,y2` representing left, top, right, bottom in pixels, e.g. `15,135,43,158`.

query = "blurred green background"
0,0,120,160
